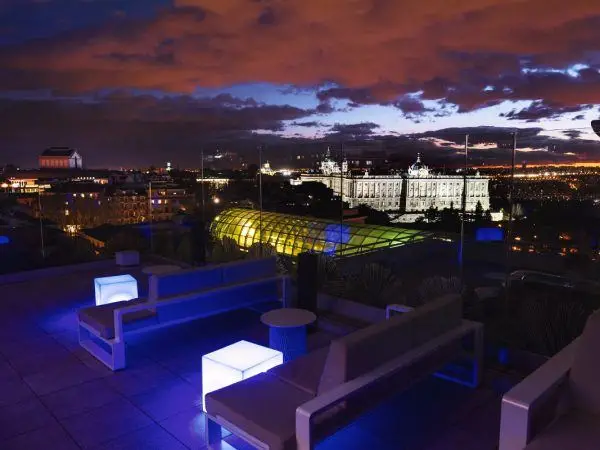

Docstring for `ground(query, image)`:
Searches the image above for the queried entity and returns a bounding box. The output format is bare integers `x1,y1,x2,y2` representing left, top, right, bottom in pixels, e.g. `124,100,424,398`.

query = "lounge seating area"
78,257,286,370
205,294,483,450
0,256,526,449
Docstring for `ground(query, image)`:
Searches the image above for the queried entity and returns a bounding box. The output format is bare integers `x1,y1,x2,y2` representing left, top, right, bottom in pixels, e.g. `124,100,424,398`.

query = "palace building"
299,153,490,217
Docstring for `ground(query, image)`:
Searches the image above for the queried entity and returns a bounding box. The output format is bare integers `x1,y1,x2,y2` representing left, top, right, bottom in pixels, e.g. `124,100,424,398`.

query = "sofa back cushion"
149,266,223,301
317,294,462,394
567,309,600,414
149,258,278,301
156,278,279,323
221,257,277,284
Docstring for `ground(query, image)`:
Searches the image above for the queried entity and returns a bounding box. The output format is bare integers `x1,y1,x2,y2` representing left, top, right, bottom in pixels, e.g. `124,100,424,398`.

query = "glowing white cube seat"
94,275,139,306
202,340,283,412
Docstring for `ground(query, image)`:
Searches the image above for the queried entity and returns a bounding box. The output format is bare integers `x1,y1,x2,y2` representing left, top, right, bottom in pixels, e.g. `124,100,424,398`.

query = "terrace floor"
0,260,514,449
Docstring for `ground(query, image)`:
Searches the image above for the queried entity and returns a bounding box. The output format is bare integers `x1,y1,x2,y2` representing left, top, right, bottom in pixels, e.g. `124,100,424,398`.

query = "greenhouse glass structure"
210,208,433,258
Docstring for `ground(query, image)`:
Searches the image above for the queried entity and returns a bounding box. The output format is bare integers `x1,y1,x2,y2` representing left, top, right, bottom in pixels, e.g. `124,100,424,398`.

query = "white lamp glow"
94,275,139,306
202,340,283,412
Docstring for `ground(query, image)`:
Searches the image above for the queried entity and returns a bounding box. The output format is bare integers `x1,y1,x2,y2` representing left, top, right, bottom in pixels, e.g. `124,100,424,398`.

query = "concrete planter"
494,345,549,373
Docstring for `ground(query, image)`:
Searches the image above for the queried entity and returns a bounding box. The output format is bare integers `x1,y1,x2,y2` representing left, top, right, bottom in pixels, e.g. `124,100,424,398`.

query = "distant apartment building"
32,184,194,232
39,147,83,169
149,187,192,222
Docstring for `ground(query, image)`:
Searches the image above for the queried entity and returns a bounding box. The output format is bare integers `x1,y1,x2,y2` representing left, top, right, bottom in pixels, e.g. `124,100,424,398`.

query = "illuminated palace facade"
300,154,490,214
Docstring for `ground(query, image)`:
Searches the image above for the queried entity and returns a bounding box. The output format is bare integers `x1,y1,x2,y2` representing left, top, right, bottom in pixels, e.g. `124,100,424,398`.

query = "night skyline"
2,0,600,167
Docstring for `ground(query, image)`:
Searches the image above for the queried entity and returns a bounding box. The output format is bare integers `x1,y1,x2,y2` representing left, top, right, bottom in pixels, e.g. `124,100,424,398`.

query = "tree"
424,205,438,223
439,206,460,229
357,205,390,225
474,201,484,220
473,200,489,226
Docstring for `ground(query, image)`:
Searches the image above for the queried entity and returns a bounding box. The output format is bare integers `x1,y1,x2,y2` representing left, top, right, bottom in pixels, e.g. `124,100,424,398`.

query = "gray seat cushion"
566,310,600,414
525,412,600,450
205,372,313,450
269,347,328,396
78,299,157,339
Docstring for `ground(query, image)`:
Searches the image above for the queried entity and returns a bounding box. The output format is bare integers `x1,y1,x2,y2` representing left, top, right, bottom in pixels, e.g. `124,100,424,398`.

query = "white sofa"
499,309,600,450
78,257,286,370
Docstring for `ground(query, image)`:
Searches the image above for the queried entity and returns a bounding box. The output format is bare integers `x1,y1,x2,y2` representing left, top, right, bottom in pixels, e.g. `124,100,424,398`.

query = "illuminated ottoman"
202,340,283,412
94,275,139,306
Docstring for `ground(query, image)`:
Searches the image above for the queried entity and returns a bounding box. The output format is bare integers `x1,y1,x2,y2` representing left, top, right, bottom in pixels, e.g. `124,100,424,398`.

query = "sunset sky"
1,0,600,167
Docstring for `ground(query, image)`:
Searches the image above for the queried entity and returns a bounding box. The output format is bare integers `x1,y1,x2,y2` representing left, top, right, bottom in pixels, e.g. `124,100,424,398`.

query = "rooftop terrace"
0,259,513,449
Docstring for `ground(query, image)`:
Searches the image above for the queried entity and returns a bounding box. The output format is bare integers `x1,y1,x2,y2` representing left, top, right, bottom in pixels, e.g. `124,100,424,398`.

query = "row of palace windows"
41,158,70,168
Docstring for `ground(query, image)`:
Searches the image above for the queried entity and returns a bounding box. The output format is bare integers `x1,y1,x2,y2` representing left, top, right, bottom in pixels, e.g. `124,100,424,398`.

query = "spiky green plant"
246,242,277,259
516,294,589,357
413,275,461,306
246,242,292,275
210,236,243,263
316,254,339,288
325,262,403,308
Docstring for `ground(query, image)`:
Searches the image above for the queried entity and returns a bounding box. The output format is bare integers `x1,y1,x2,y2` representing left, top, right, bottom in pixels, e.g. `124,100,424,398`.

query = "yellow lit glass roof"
210,208,432,257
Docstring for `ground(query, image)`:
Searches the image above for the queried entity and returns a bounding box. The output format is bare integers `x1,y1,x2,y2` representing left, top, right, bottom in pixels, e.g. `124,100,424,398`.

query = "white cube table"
94,274,139,306
202,340,283,412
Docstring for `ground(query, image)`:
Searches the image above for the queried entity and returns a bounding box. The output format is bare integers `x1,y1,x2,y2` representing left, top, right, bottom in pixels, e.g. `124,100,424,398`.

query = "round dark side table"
260,308,317,362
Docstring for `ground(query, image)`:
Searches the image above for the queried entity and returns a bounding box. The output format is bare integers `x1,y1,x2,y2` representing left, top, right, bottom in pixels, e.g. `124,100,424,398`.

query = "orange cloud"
1,0,600,111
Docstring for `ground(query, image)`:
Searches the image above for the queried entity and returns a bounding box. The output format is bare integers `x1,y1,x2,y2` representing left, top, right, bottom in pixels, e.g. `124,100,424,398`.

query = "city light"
213,197,221,204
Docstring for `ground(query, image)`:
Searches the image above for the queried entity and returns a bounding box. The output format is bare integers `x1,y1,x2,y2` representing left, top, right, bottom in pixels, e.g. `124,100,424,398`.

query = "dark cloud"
315,101,336,114
326,122,380,140
292,121,322,128
563,129,583,139
411,126,600,165
317,87,381,105
393,96,437,120
0,93,313,166
501,101,592,122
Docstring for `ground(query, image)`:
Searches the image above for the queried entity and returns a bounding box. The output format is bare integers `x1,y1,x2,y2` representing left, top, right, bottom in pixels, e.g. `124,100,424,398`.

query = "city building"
260,161,276,176
3,170,109,194
204,149,244,170
39,147,83,169
300,153,490,220
30,184,194,232
149,187,193,221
